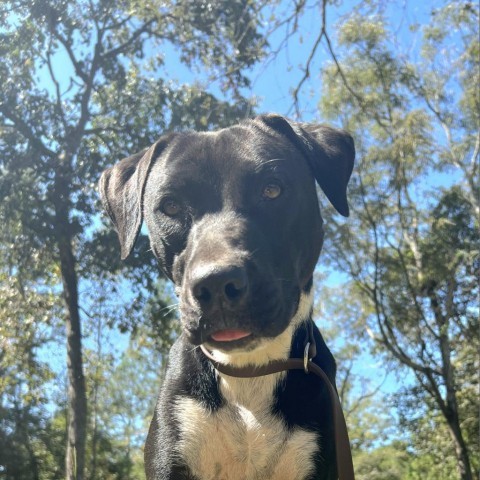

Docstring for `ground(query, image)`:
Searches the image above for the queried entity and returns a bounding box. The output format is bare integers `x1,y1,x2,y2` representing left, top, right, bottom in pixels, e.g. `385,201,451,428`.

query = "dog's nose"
191,265,248,311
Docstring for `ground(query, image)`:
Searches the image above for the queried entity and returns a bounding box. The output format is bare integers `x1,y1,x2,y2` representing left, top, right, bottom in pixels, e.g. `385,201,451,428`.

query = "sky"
245,1,433,118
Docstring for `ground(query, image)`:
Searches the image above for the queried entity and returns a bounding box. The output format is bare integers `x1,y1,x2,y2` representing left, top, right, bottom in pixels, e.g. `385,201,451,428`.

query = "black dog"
99,114,354,480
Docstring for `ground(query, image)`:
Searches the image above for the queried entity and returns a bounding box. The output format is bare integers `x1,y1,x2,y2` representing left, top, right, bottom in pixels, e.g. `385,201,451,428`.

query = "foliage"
318,2,479,479
83,321,165,479
354,441,412,480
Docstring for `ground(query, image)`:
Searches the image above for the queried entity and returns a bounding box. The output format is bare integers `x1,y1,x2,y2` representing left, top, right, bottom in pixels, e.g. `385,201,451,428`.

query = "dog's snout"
191,265,248,311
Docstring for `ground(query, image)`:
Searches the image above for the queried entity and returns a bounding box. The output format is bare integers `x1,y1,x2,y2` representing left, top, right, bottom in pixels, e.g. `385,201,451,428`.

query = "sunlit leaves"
319,2,479,478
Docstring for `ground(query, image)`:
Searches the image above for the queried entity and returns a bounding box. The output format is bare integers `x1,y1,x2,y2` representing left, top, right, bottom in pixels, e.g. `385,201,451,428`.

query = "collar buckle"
304,342,311,374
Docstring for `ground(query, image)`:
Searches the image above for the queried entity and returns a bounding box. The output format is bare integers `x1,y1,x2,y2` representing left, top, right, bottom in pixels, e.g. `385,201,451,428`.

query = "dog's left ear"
257,114,355,216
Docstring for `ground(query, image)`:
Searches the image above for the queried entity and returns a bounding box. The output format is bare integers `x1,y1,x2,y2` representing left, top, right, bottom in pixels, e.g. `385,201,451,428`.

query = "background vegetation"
0,1,478,479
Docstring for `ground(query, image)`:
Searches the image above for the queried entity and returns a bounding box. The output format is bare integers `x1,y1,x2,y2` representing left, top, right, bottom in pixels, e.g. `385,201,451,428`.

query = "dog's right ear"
98,135,174,260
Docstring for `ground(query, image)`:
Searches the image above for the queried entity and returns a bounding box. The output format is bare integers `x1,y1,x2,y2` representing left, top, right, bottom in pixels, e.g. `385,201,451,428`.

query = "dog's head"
99,114,354,356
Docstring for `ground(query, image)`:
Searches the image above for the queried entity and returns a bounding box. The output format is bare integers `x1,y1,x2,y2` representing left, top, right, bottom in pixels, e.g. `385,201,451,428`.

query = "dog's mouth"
210,329,252,342
204,328,255,351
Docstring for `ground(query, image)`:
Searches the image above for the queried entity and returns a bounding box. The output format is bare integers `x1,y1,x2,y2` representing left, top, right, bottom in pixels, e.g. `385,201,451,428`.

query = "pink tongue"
211,329,252,342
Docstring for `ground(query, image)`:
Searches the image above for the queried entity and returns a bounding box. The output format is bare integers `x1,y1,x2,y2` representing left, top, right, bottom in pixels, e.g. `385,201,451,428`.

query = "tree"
317,2,479,479
0,1,267,478
83,317,167,480
0,254,62,479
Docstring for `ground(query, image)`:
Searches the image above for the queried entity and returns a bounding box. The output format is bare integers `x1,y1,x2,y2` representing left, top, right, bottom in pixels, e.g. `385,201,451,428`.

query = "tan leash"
200,321,356,480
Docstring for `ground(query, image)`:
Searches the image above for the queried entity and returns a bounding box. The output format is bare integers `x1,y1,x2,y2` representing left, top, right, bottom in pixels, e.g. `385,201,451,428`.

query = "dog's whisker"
157,303,180,316
187,345,201,354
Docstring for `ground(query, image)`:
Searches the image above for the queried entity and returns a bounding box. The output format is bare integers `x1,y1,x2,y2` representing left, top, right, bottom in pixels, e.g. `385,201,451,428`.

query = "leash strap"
200,330,355,480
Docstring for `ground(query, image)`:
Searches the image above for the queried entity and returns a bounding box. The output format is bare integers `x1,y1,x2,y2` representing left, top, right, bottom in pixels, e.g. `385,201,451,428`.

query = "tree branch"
45,40,68,133
290,0,326,117
51,30,89,85
0,106,56,158
357,171,442,378
102,19,156,60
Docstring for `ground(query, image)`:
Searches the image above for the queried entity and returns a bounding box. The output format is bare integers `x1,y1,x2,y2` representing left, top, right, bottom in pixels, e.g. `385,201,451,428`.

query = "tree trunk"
59,236,87,480
441,370,473,480
14,399,40,480
445,412,473,480
434,295,473,480
90,318,103,480
54,170,87,480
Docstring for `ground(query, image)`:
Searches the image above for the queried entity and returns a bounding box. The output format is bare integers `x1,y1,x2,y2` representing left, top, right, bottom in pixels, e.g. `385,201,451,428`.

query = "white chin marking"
209,289,313,368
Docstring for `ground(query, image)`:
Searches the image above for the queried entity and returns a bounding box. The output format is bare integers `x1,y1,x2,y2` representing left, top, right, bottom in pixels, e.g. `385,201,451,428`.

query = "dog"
99,114,354,480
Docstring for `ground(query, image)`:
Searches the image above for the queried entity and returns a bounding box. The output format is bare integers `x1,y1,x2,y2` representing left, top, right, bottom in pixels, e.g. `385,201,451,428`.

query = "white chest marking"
174,397,318,480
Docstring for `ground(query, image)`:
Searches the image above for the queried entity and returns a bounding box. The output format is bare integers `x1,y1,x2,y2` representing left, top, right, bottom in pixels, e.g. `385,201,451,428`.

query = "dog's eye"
161,198,182,217
262,183,282,200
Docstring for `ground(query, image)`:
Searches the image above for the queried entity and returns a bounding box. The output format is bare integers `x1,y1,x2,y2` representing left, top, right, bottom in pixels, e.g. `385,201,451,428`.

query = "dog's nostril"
224,282,245,300
195,286,212,304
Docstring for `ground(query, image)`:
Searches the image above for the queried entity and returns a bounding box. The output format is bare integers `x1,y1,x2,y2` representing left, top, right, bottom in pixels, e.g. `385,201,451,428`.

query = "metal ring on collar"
304,342,311,374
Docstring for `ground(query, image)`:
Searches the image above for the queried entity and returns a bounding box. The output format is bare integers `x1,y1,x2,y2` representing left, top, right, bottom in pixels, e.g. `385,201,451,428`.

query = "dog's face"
99,115,354,353
143,126,322,350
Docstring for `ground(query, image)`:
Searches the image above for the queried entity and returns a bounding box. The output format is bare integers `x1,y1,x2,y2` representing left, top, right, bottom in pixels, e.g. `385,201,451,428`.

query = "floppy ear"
98,135,174,259
257,114,355,216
